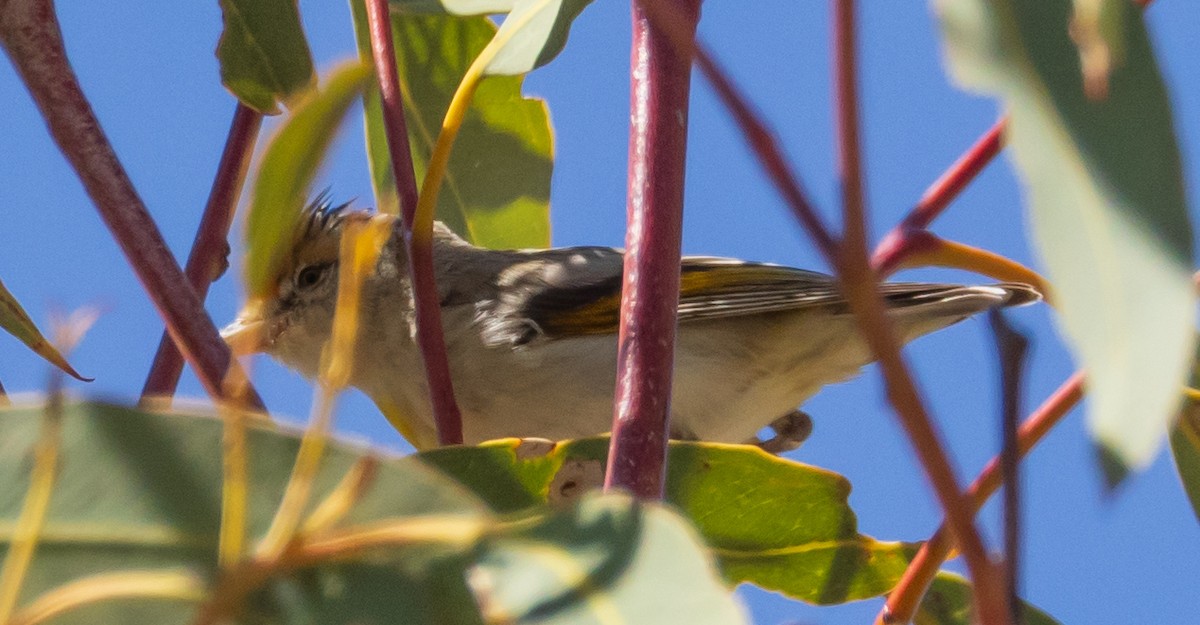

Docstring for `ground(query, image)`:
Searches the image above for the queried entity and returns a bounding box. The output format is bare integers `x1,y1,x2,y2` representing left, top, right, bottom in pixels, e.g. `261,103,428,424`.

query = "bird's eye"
294,264,330,291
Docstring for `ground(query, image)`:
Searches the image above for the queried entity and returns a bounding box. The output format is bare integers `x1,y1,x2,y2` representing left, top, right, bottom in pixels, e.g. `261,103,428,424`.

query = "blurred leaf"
350,7,552,248
0,400,487,623
0,277,87,381
914,572,1061,625
216,0,316,114
934,0,1196,469
470,493,747,624
244,62,371,299
388,0,594,75
1069,0,1128,99
0,403,743,624
421,439,917,605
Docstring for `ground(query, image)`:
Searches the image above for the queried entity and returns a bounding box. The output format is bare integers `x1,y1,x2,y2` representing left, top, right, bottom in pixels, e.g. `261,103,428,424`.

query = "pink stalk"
603,0,701,498
0,0,252,405
141,104,265,409
363,0,463,445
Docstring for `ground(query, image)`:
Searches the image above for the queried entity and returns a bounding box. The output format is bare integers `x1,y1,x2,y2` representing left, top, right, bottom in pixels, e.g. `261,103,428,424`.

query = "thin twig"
0,309,96,622
603,0,700,499
871,119,1005,275
141,104,265,408
365,0,463,445
830,2,1003,623
0,0,252,406
877,373,1085,625
10,571,206,625
989,310,1030,624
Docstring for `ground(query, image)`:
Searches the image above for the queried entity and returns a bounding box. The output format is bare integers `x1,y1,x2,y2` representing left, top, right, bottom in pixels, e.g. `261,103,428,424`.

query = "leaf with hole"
934,0,1196,469
421,438,917,605
216,0,316,114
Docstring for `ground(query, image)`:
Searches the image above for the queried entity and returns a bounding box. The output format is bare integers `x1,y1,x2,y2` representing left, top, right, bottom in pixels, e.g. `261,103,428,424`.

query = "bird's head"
221,195,389,379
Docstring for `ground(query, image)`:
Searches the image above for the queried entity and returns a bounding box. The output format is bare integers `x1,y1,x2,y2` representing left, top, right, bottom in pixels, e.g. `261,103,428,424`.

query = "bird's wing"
475,252,1012,347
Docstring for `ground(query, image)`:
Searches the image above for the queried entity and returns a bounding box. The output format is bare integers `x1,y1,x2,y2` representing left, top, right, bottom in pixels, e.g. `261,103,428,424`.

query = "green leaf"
934,0,1196,468
350,8,553,248
216,0,316,115
244,62,371,298
0,403,744,624
0,277,87,381
914,572,1061,625
470,493,747,625
421,439,917,604
0,400,486,623
391,0,596,74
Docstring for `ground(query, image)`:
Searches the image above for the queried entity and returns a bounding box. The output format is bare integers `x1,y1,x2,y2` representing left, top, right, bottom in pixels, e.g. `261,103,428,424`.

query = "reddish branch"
878,373,1084,625
364,0,463,445
830,3,1003,623
872,119,1005,275
0,0,252,405
141,104,264,407
603,0,701,499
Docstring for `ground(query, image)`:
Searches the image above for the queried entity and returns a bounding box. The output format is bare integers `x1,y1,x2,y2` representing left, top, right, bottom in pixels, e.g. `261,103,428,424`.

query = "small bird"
222,198,1039,450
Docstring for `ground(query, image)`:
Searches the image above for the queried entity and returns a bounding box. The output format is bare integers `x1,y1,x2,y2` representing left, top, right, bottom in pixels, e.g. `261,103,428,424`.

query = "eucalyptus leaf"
391,0,597,72
0,401,486,624
244,62,371,298
421,438,917,604
933,0,1196,468
469,493,748,625
216,0,316,114
0,402,745,624
350,7,553,248
0,277,87,381
914,572,1061,625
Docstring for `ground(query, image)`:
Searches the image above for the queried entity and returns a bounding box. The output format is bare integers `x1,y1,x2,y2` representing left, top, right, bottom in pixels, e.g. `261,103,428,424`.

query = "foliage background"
0,1,1197,622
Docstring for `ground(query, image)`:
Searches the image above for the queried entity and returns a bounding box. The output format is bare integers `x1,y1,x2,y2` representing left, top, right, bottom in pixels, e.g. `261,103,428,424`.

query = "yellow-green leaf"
243,62,371,299
421,439,917,605
216,0,316,114
0,277,87,381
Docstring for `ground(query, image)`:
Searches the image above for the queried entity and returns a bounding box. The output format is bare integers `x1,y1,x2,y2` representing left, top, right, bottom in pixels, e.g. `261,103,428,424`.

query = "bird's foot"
753,410,813,455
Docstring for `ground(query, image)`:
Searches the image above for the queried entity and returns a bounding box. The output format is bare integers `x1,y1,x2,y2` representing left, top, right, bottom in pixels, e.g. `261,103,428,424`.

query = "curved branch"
0,0,255,406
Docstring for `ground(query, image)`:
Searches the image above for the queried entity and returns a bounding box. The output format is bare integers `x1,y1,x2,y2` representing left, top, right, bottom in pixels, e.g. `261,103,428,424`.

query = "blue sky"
2,1,1198,623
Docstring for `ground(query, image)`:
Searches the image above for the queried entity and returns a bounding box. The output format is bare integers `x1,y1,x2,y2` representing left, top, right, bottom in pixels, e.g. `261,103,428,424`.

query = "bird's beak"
221,310,268,356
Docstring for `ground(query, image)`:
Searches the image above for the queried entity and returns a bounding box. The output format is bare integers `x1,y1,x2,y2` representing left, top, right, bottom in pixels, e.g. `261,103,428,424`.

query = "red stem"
830,3,1004,623
364,0,462,445
140,104,265,409
871,119,1005,275
877,373,1084,625
0,0,251,405
603,0,700,499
